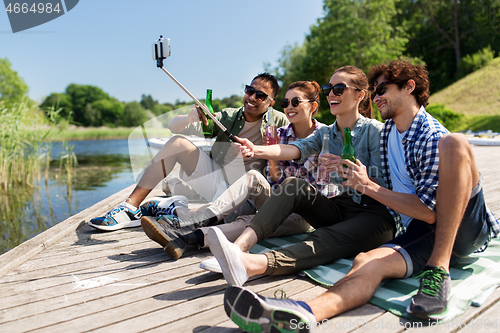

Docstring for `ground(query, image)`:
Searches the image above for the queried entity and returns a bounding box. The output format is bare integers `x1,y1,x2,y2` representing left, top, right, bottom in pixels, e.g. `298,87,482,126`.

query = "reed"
0,100,76,189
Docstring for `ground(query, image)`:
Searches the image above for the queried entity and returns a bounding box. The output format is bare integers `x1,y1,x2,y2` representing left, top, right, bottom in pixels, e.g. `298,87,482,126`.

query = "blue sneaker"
140,195,188,217
224,286,317,333
89,202,142,231
407,265,451,320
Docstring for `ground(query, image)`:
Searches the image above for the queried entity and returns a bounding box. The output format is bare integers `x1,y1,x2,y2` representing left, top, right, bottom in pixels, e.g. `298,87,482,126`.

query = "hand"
262,135,269,146
318,153,342,173
237,136,255,159
188,105,209,125
339,159,371,193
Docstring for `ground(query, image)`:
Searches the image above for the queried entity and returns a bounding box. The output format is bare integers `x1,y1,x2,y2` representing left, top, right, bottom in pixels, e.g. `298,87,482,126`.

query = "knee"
438,133,471,158
247,170,266,184
352,251,372,270
278,177,313,198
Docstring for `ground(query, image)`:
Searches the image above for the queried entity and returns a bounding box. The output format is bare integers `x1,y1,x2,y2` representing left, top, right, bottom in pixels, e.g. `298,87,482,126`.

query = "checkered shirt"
266,120,338,198
381,107,500,238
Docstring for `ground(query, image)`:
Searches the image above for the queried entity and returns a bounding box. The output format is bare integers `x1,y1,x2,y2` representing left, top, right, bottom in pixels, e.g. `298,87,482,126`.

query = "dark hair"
253,73,280,99
333,66,372,118
287,81,321,116
368,60,430,107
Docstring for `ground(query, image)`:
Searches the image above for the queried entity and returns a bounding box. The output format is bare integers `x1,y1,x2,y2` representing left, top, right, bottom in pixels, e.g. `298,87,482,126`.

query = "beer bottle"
201,89,214,137
341,127,356,180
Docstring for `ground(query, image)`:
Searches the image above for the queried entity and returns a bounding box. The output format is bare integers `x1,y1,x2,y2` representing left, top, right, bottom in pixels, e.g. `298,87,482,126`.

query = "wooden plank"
0,184,136,278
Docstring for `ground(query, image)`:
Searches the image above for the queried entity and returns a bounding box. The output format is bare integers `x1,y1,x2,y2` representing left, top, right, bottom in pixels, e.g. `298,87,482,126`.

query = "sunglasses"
245,85,273,101
371,81,393,101
321,83,360,97
280,97,311,108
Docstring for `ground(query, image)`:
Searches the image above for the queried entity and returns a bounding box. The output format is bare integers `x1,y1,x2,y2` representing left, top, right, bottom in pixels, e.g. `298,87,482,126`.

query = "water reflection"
0,139,148,254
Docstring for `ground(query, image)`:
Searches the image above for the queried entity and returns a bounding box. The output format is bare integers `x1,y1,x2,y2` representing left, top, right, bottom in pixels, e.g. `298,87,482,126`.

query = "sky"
1,0,325,105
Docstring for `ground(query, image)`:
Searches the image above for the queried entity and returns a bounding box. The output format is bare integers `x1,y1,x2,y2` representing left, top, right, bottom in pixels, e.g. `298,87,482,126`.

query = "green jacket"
181,106,289,166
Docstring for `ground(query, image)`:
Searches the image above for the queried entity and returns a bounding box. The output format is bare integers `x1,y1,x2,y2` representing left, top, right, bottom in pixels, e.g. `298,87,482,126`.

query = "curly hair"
368,60,430,107
287,81,321,116
333,66,372,118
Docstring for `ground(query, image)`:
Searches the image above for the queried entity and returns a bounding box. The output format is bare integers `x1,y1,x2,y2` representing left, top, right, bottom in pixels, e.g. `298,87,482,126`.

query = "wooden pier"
0,145,499,332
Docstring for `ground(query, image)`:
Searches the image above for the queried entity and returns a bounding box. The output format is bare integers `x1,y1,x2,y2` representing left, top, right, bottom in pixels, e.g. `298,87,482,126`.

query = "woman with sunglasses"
205,66,397,287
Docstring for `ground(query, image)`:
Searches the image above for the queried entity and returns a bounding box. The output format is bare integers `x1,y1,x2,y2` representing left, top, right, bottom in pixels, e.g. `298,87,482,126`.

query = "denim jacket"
289,115,384,204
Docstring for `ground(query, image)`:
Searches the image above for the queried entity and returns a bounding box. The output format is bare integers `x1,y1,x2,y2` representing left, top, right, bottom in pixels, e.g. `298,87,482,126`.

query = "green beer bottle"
201,89,215,137
341,127,356,180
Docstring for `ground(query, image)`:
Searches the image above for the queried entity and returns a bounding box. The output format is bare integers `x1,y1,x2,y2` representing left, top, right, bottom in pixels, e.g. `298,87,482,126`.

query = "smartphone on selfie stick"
152,36,240,143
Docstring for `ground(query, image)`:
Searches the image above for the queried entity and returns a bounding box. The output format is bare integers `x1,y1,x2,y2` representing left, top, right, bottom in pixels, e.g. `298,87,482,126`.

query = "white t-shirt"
388,125,416,228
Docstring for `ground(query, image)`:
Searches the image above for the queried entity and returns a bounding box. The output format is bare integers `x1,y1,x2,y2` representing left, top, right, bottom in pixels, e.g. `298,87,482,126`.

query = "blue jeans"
382,179,490,278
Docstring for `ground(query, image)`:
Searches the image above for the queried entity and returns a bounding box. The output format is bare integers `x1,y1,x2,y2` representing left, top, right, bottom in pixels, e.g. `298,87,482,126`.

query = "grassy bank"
430,58,500,116
45,125,172,141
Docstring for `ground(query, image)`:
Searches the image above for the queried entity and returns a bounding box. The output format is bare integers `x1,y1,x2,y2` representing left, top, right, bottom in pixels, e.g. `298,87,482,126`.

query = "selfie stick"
153,36,239,143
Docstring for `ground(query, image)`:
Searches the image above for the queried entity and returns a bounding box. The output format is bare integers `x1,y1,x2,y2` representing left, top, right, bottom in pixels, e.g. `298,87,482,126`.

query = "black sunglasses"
280,97,311,108
321,83,360,97
245,85,273,101
371,81,393,101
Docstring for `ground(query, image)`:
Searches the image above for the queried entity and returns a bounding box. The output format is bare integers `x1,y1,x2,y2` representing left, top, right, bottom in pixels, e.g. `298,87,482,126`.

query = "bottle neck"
344,130,352,145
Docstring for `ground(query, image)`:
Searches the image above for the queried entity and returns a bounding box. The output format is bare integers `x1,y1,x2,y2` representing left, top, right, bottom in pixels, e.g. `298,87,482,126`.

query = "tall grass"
0,100,76,189
0,100,45,188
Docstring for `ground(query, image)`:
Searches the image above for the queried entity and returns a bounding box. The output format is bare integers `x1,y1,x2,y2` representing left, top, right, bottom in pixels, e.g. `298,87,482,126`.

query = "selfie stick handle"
159,66,239,143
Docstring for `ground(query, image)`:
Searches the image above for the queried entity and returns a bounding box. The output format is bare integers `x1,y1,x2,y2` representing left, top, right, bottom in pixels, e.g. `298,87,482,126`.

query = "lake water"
0,138,155,254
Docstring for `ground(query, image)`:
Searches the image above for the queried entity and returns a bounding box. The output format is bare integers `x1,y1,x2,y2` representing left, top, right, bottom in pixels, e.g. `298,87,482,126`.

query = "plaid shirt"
381,107,500,238
266,120,338,198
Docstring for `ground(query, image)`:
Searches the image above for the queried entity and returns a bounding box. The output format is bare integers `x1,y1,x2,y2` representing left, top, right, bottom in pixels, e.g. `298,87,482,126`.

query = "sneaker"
89,202,142,231
224,286,317,333
140,195,188,217
407,265,451,320
200,257,222,273
206,227,248,286
141,215,199,260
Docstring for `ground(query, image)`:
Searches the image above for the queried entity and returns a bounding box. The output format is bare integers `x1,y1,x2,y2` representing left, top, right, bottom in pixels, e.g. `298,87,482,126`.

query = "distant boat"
148,136,215,153
465,131,500,146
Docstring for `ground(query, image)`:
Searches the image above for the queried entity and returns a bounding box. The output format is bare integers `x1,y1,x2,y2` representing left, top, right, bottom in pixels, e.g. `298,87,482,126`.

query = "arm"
237,136,301,161
168,106,208,134
342,159,436,223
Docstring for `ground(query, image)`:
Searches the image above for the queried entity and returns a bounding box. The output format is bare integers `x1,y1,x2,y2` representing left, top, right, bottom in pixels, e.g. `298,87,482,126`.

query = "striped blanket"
250,235,500,322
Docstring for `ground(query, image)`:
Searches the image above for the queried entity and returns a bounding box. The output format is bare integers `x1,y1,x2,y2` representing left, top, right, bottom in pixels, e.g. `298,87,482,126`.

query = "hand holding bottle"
187,105,209,125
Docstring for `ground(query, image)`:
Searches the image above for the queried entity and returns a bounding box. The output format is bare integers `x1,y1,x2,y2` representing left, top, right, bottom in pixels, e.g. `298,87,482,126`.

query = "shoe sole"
200,258,223,273
89,219,141,231
224,286,313,333
406,304,449,321
140,217,183,260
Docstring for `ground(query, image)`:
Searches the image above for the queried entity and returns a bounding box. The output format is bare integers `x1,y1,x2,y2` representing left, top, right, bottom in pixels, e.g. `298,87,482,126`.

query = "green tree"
140,94,158,110
65,84,110,125
90,98,124,127
40,93,73,119
0,58,29,108
398,0,500,91
273,0,408,119
122,101,149,127
151,104,172,116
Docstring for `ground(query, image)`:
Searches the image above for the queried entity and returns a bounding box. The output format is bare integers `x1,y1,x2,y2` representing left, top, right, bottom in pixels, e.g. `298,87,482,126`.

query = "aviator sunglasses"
321,83,361,97
245,85,273,101
371,81,393,101
280,97,312,108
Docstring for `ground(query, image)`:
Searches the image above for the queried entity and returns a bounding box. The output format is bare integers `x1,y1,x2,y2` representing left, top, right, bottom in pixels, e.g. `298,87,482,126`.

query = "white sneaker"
206,227,248,286
200,257,222,273
89,202,142,231
140,195,188,217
